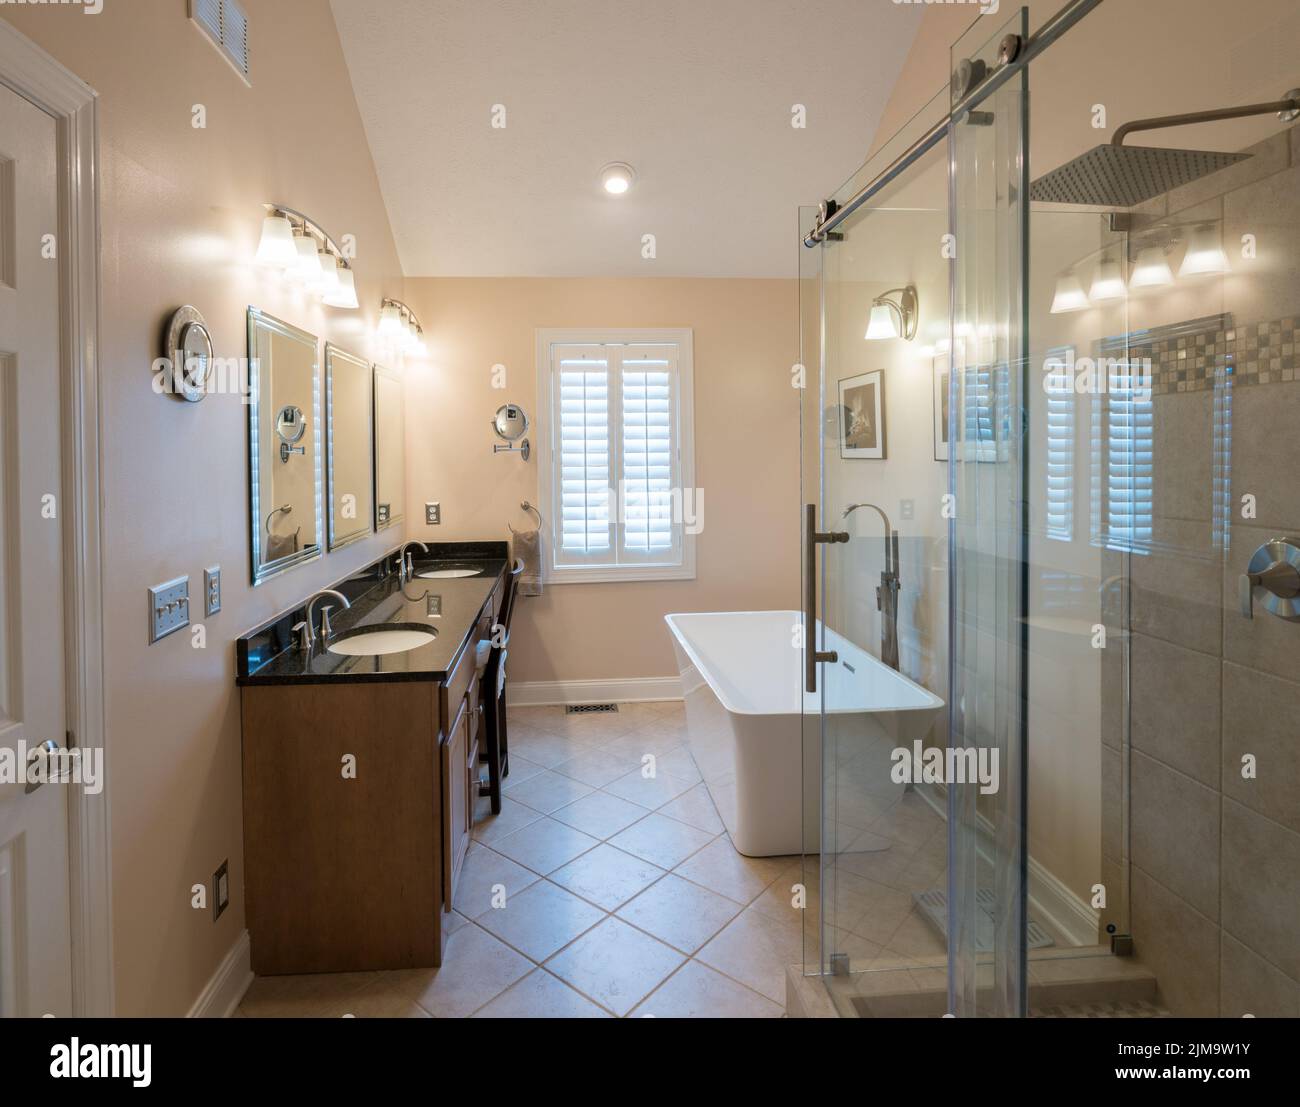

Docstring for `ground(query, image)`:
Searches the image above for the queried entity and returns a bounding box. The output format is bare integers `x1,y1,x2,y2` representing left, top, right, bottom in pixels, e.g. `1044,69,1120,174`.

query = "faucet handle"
319,605,336,638
292,621,312,652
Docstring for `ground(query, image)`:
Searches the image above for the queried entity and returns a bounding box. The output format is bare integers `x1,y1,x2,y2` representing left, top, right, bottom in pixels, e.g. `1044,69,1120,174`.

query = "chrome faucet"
298,588,351,651
397,540,429,584
843,502,901,671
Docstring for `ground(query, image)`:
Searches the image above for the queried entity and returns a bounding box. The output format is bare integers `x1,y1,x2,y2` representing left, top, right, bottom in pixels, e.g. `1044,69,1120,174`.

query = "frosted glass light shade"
864,302,900,340
1130,246,1174,289
290,233,323,286
323,267,358,309
1178,225,1230,277
1089,257,1126,302
1050,272,1089,313
377,303,403,336
254,214,297,267
317,251,341,296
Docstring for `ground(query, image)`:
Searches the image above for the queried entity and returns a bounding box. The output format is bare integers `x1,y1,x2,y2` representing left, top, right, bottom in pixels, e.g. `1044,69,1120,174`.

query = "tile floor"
237,701,803,1019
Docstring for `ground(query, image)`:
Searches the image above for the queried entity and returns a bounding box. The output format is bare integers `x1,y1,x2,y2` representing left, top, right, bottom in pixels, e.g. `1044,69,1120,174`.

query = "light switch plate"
213,859,229,921
900,499,915,521
203,566,221,616
425,501,441,525
148,575,190,644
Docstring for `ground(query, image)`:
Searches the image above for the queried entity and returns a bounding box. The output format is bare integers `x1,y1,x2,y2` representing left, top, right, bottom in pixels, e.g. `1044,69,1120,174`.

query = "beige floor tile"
630,960,784,1019
546,917,685,1016
502,768,594,813
444,909,472,934
653,746,702,783
603,767,696,810
452,842,539,917
509,732,600,769
496,753,547,788
474,879,605,961
472,969,612,1018
342,978,433,1018
552,746,640,788
491,816,600,874
238,970,382,1018
506,706,566,733
646,699,685,718
616,874,742,954
748,861,815,929
656,782,725,834
552,790,648,839
388,924,532,1018
543,710,641,743
549,843,667,911
848,881,925,946
604,728,688,760
609,812,716,869
471,795,543,845
696,907,803,1004
672,836,790,905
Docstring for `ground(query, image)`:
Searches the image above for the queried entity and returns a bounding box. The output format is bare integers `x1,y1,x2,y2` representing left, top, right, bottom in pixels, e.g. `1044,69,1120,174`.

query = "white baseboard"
509,677,681,706
187,929,253,1018
1027,855,1101,948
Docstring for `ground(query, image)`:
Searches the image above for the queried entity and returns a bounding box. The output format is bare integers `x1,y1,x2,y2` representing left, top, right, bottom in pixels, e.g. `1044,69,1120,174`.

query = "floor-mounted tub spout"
843,502,900,671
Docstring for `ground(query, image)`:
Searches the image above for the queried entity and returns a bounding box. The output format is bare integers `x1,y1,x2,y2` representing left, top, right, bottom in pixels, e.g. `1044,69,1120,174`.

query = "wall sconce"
864,285,919,341
1178,223,1231,278
1050,270,1089,313
1129,244,1175,290
378,298,427,356
254,204,358,309
1088,254,1126,302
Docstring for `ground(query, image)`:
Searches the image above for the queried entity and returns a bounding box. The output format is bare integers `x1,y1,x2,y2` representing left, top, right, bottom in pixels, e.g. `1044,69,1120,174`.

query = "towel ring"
265,503,292,534
510,501,542,536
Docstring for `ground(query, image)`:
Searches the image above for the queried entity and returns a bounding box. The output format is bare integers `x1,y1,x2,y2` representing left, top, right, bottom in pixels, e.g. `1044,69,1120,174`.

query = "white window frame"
535,328,696,584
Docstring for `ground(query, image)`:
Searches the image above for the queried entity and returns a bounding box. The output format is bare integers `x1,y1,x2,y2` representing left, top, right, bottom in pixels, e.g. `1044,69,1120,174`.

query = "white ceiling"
330,0,922,278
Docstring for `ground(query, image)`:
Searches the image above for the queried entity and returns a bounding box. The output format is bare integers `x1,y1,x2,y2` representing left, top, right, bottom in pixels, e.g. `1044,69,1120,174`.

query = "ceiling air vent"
190,0,251,83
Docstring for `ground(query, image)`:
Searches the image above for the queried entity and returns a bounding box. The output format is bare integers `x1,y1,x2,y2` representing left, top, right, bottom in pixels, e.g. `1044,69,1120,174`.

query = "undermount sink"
417,568,481,579
327,628,437,656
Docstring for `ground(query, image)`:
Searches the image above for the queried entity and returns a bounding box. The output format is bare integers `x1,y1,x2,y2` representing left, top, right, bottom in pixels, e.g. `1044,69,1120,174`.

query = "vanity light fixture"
255,204,359,309
600,162,635,195
1129,244,1174,289
378,298,427,356
864,285,919,341
1088,254,1126,302
1050,270,1090,313
1178,223,1231,278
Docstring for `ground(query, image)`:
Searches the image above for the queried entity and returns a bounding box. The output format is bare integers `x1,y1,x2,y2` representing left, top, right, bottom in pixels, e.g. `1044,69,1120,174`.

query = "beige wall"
1,0,405,1015
399,277,801,684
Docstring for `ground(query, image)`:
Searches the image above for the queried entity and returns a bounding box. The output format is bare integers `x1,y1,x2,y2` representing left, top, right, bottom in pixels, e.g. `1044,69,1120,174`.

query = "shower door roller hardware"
1239,538,1300,620
997,34,1022,66
25,738,63,794
804,504,849,693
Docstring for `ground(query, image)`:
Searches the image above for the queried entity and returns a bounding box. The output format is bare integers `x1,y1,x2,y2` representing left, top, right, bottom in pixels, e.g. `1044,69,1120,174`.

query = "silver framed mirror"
162,305,214,402
247,308,323,584
492,403,530,461
373,363,406,531
325,343,375,551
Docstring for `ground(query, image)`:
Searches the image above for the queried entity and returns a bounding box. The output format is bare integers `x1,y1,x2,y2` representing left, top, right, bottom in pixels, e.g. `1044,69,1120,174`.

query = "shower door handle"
805,503,849,693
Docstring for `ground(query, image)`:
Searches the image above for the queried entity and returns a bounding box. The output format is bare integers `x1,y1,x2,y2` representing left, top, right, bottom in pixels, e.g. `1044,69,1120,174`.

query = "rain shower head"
1030,144,1249,207
1030,88,1300,208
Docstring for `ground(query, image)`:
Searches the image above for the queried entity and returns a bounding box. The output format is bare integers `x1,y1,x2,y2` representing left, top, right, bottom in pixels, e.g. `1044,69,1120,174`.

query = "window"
1090,357,1153,554
536,329,695,583
1044,346,1075,542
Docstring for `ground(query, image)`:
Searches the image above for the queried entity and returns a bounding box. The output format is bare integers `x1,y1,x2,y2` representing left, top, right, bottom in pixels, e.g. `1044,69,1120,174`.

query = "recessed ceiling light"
600,162,635,195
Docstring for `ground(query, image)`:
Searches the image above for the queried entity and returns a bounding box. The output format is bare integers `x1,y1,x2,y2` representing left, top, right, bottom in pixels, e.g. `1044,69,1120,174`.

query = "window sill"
546,565,696,585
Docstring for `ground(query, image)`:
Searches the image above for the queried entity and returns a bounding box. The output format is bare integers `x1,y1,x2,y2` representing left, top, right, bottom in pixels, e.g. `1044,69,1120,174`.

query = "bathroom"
0,0,1297,1043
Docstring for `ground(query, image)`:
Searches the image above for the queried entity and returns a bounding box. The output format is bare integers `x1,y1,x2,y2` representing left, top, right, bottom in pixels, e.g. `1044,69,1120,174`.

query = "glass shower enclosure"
802,0,1300,1020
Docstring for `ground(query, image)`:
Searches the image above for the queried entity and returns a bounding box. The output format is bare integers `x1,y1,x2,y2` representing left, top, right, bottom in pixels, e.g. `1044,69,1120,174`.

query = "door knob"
1239,538,1300,620
25,738,62,794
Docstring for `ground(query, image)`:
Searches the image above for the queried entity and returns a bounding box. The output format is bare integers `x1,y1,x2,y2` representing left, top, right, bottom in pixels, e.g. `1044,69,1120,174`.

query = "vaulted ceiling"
330,0,922,278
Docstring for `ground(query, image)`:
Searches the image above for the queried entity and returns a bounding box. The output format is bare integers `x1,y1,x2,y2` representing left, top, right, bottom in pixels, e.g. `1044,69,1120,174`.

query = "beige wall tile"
1221,800,1300,980
1131,752,1221,918
1130,637,1222,787
1131,867,1220,1016
1222,662,1300,833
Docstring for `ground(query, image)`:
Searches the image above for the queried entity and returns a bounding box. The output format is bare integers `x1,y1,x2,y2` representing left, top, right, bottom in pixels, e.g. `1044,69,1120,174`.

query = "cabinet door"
441,703,471,903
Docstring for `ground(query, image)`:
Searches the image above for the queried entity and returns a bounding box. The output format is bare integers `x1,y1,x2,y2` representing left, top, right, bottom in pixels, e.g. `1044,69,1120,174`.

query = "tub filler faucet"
843,503,900,671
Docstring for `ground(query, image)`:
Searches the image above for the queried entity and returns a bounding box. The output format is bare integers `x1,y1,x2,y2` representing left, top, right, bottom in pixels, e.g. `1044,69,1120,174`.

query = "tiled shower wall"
1103,125,1300,1016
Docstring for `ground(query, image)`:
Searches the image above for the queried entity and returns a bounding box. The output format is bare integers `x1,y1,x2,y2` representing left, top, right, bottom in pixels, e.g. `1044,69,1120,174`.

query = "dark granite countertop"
237,543,507,686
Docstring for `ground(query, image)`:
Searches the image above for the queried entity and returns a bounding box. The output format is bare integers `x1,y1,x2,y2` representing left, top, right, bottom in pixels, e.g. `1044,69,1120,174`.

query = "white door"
0,81,73,1017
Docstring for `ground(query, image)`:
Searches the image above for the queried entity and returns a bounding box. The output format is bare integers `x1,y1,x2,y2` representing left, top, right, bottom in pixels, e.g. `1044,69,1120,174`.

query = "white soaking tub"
664,610,945,857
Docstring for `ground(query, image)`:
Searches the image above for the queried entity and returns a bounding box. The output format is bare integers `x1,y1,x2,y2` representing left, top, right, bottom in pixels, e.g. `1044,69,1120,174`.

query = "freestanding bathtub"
664,610,945,857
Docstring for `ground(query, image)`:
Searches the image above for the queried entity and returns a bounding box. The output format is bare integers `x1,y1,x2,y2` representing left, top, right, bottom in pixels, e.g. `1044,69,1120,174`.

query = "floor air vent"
565,703,619,714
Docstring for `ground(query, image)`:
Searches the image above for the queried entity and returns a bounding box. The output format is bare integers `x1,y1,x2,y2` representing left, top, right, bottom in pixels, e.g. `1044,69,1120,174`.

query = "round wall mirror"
492,404,529,441
163,305,214,403
276,405,307,443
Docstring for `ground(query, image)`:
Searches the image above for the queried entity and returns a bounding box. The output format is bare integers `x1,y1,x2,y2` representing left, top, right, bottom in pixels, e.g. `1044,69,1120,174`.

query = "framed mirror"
325,344,374,551
373,364,405,530
247,308,322,584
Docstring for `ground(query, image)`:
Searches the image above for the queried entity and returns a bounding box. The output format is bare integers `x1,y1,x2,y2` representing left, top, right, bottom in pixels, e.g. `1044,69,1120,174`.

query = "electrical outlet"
148,576,190,644
203,566,221,616
900,498,915,521
426,593,442,618
425,501,441,525
213,859,229,922
377,503,391,526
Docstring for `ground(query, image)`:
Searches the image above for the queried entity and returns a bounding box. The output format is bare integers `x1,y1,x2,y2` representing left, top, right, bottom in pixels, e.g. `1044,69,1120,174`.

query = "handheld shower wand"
843,503,901,671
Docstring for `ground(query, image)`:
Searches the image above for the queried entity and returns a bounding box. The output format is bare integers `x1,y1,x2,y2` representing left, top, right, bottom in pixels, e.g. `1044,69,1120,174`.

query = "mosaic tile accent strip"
1137,315,1299,396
